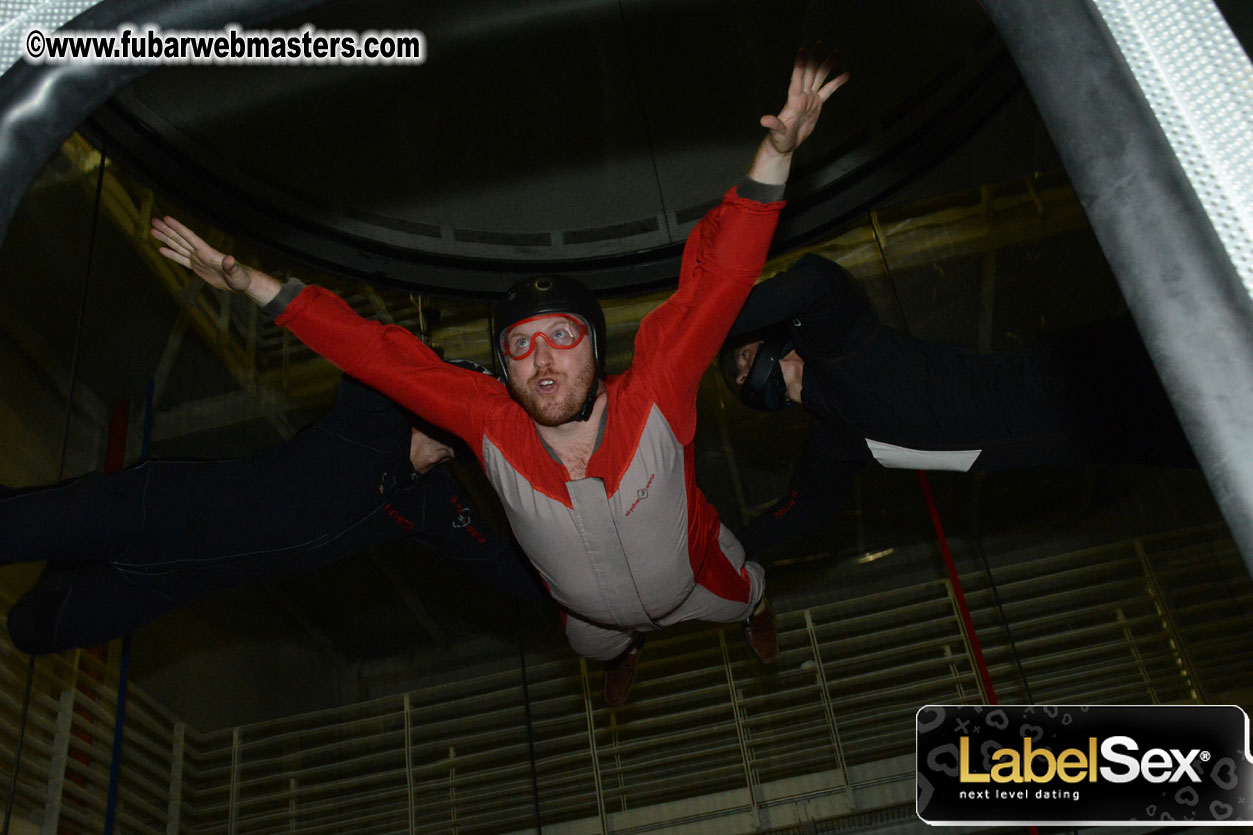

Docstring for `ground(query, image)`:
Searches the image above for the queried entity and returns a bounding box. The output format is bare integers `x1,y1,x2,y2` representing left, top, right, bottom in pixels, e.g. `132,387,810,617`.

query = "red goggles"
500,314,589,361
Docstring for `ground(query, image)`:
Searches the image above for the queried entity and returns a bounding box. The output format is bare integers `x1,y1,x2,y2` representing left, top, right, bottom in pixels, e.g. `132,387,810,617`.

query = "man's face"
734,340,763,386
732,339,805,405
503,314,598,427
409,428,454,474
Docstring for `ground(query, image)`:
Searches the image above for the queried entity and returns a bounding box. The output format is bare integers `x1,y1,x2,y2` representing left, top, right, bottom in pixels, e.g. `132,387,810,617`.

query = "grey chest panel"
480,406,694,627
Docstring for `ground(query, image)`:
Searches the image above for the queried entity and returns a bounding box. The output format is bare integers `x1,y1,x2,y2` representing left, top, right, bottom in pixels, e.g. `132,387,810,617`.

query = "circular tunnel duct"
984,0,1253,572
76,0,1020,294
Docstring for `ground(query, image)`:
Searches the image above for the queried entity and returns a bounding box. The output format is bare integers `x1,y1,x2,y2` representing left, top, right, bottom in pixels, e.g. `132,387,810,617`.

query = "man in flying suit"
2,375,549,653
151,48,850,704
722,253,1196,560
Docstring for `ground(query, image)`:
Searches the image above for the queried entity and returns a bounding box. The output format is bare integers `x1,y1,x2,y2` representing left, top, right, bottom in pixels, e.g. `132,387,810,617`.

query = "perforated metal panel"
0,0,100,72
1093,0,1253,298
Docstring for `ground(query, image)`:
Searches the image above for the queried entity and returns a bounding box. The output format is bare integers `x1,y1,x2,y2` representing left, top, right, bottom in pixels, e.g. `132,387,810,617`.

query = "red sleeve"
632,186,784,440
275,285,501,445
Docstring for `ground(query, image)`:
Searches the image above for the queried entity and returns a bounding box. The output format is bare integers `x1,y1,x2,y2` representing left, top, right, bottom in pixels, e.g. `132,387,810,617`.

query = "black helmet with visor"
493,275,607,421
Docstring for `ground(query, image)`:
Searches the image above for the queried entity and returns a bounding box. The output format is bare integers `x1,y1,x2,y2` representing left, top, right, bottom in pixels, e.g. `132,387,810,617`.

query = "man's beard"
507,362,598,427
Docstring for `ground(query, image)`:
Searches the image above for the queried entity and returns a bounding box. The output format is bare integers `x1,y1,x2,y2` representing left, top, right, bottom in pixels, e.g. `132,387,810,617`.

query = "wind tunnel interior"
1,1,1252,832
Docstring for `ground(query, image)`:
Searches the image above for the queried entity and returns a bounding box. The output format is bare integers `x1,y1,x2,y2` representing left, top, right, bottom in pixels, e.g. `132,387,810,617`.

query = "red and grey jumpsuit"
270,184,784,660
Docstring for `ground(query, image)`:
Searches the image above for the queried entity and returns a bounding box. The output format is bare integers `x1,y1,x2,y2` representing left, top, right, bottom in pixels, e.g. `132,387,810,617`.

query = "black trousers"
1,464,546,653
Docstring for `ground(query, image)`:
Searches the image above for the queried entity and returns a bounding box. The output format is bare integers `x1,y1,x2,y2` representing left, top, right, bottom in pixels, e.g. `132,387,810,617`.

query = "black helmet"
493,275,607,380
729,325,794,412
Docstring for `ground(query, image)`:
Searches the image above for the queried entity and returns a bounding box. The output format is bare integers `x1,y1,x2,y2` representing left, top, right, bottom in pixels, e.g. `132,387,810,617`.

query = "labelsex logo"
960,735,1207,784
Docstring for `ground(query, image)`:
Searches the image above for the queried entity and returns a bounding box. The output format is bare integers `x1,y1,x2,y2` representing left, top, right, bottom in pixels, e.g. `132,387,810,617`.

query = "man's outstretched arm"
726,253,882,368
152,216,285,307
151,218,499,442
728,253,846,338
635,46,849,421
747,45,850,186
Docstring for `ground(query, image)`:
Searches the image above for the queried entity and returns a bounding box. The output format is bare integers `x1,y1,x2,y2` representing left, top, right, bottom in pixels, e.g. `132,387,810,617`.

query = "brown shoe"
743,599,779,664
603,635,644,706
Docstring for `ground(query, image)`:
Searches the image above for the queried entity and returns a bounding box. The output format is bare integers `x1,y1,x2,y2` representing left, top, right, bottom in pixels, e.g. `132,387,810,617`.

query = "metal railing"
2,523,1247,834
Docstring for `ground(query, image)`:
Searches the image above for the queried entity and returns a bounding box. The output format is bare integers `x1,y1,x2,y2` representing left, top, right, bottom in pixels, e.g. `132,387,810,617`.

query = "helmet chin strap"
572,377,601,422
